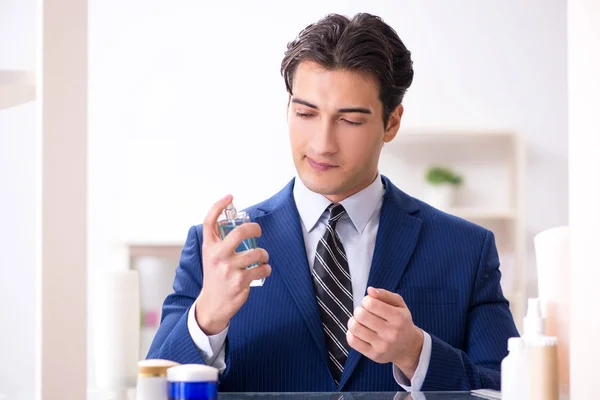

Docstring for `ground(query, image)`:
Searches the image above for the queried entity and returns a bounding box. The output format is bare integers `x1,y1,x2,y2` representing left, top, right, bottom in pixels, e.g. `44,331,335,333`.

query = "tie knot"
328,203,346,226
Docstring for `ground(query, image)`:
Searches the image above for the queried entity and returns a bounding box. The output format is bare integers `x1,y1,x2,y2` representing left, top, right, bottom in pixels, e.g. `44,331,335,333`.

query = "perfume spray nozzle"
224,203,237,221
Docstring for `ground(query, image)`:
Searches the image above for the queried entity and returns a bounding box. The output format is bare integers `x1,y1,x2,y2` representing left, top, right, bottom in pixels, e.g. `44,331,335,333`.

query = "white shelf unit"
127,243,181,358
450,207,516,221
0,70,36,110
381,129,526,330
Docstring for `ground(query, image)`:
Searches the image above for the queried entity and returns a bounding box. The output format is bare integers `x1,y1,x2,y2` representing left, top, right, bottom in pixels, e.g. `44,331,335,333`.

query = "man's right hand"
195,195,271,335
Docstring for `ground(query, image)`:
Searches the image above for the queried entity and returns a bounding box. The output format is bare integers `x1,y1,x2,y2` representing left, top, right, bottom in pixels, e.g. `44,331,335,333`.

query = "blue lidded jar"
167,364,219,400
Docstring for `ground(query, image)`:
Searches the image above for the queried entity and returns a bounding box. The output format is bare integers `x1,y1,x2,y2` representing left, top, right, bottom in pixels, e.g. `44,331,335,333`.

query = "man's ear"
383,104,404,143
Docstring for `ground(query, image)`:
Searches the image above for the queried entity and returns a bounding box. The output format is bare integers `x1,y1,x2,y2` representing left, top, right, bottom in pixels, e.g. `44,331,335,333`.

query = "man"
148,13,518,392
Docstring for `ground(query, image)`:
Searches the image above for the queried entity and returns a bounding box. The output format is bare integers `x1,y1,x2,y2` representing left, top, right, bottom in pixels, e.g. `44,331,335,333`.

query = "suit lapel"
339,178,423,389
253,193,330,372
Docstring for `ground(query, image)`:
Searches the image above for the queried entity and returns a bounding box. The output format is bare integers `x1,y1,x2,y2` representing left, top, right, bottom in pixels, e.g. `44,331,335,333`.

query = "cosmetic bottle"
217,203,264,286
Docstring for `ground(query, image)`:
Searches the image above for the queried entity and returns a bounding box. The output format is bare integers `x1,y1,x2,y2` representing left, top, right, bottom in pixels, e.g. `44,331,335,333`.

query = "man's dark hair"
281,13,414,127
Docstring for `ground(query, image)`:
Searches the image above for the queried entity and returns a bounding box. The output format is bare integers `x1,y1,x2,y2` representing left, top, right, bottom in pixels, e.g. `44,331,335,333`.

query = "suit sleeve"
421,230,519,391
146,225,216,364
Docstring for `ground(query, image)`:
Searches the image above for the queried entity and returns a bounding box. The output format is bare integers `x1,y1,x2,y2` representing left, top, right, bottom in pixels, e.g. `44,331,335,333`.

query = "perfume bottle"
217,203,264,287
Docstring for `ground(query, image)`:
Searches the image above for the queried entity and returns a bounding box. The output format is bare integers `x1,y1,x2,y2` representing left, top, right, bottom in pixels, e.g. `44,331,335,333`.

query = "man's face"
287,61,402,202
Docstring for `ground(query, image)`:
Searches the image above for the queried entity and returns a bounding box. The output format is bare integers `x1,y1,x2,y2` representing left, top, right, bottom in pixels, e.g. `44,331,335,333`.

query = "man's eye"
296,112,314,118
343,119,362,126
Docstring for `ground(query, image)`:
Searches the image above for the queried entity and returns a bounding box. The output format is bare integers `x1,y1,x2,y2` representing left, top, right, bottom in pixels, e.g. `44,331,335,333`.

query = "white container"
136,359,180,400
167,365,219,400
92,269,140,390
501,337,527,400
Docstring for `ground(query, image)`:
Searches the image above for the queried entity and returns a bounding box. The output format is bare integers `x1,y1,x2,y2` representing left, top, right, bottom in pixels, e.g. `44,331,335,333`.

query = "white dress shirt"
187,174,432,391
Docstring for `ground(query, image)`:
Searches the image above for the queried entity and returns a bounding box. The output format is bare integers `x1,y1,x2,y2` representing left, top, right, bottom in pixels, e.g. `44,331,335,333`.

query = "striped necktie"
311,203,353,386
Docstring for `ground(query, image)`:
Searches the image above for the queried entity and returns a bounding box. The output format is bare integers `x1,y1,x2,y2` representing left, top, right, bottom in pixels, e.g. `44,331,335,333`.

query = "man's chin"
298,173,342,196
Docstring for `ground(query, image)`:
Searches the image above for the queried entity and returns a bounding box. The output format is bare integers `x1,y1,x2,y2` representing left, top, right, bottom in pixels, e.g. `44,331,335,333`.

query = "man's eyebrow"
291,98,318,109
291,97,372,114
337,106,371,114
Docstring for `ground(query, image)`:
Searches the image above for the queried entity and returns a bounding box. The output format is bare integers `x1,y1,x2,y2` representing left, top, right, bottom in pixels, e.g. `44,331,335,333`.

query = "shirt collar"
293,173,385,234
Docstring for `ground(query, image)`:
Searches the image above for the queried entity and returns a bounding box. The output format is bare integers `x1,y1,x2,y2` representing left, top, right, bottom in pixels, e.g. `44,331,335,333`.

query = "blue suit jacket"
147,176,519,392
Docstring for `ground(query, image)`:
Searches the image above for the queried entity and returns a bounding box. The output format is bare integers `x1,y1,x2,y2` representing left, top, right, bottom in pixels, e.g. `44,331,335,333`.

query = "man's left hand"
346,286,424,380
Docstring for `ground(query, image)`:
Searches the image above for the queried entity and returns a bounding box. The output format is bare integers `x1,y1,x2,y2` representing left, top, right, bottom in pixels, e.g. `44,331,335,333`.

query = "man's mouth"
306,157,337,171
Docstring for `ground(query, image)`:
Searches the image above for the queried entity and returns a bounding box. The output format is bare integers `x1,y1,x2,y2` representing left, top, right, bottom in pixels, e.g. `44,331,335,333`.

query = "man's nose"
309,120,338,155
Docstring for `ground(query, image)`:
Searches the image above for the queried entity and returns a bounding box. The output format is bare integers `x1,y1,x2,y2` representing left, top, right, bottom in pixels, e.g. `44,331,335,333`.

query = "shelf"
387,129,516,149
0,70,36,110
449,208,516,221
399,129,515,140
128,242,184,259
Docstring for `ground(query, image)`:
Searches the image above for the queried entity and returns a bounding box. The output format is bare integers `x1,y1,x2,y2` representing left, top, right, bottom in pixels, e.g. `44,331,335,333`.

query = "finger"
347,316,378,344
367,287,406,308
353,306,386,332
242,263,272,286
346,330,374,358
361,295,398,322
230,248,269,270
203,195,233,245
221,222,262,253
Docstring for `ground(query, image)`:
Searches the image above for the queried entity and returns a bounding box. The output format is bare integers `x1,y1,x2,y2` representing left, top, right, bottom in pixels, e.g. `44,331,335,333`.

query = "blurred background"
0,0,568,398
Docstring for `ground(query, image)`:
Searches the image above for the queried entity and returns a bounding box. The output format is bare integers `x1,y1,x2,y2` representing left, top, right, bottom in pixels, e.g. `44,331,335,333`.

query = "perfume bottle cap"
224,203,237,221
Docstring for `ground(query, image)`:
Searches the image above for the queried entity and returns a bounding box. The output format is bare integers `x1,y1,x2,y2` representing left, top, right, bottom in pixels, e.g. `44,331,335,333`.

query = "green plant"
425,166,463,186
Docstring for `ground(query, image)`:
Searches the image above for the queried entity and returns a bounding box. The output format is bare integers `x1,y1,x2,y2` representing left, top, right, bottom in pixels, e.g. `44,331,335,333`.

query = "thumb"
367,287,406,307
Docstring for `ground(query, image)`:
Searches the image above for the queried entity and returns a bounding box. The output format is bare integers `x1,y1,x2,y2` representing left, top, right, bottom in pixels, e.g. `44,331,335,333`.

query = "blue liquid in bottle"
218,222,259,268
218,205,264,286
218,207,261,276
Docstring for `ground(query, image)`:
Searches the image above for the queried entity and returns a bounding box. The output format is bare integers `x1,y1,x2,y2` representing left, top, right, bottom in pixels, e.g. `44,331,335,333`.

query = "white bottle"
136,359,180,400
501,337,527,400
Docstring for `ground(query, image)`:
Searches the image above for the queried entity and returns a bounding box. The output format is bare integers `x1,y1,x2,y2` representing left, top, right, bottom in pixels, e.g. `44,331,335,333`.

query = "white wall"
0,0,37,398
0,104,36,399
88,0,568,350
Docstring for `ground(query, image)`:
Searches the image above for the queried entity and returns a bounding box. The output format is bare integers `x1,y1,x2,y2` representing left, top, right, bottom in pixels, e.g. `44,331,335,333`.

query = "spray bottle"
217,203,264,286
